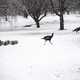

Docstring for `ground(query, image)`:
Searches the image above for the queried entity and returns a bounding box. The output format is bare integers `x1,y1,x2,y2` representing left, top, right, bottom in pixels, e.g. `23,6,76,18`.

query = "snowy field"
0,14,80,80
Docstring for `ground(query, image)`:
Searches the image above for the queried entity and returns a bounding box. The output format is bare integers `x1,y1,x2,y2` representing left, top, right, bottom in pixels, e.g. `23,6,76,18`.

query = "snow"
0,14,80,80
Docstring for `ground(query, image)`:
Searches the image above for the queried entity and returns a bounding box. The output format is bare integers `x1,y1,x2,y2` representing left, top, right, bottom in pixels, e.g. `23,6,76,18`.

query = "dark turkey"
41,33,54,45
73,27,80,32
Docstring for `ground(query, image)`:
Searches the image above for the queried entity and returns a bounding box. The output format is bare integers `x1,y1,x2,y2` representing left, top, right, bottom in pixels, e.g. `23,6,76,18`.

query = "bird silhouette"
73,27,80,32
10,40,18,45
0,40,3,46
41,33,54,45
3,40,10,46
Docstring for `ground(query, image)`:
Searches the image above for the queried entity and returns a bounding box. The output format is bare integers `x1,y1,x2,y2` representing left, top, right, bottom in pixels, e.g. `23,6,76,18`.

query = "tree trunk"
59,14,64,30
36,21,40,28
35,19,40,28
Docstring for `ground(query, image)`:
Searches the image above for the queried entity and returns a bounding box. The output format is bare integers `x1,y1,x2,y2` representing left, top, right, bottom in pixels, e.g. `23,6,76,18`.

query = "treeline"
0,0,80,30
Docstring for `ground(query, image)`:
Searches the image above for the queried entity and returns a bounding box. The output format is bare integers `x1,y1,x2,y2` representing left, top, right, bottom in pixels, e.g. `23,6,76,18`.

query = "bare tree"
50,0,66,30
22,0,49,28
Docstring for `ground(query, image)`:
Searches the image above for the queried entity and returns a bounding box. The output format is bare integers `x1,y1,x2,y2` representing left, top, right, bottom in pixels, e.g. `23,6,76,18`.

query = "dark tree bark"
59,0,65,30
36,20,40,28
34,18,40,28
59,14,64,30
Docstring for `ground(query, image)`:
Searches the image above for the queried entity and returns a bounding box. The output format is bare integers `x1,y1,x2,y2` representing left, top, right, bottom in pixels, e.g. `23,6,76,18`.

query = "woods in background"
0,0,80,29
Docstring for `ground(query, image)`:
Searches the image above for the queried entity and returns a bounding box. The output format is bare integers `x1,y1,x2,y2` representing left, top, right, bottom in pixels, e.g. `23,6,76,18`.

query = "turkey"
73,27,80,32
3,40,10,46
0,40,3,46
10,40,18,45
41,33,54,45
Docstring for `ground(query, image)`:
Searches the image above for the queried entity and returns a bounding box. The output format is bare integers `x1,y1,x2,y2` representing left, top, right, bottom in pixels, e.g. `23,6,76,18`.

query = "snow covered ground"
0,14,80,80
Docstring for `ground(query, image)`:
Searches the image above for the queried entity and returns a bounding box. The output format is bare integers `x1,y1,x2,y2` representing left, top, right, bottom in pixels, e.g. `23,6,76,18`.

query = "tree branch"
22,6,29,15
39,11,47,21
50,0,60,16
